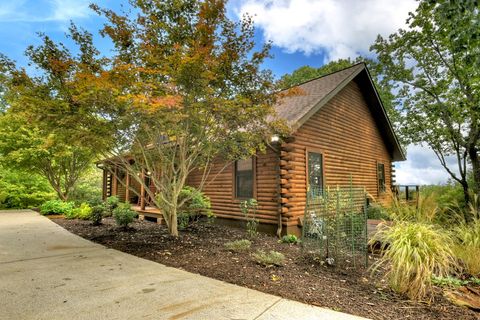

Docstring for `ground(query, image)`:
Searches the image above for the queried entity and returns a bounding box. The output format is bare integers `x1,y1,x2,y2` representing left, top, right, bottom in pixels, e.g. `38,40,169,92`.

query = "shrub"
224,239,252,252
69,168,103,205
253,250,285,267
113,203,136,228
77,203,93,220
366,203,390,220
105,196,120,217
40,200,75,216
431,275,469,288
90,204,105,225
371,221,455,301
0,166,55,209
240,199,258,238
452,197,480,276
177,186,213,229
280,234,300,244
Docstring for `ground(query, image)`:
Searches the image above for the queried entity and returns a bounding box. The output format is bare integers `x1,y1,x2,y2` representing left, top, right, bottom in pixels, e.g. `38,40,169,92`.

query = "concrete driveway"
0,210,367,320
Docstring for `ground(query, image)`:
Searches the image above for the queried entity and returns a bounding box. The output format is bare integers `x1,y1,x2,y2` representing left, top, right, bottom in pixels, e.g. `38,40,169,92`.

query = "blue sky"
0,0,454,185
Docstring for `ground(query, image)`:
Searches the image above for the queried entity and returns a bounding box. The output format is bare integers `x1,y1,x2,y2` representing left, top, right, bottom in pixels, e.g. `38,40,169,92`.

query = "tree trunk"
168,206,178,237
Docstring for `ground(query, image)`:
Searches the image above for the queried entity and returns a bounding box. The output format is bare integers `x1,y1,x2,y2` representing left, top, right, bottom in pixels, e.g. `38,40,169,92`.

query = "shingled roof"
274,62,406,161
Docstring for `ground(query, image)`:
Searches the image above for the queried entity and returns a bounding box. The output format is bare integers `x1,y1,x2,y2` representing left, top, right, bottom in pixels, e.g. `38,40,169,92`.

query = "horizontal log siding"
286,80,393,223
187,148,280,224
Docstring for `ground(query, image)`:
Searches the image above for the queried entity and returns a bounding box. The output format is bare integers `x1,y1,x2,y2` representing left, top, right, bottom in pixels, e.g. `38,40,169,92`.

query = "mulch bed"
54,217,479,320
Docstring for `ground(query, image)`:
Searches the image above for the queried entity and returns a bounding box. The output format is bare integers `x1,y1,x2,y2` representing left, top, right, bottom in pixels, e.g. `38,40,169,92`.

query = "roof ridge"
279,61,365,92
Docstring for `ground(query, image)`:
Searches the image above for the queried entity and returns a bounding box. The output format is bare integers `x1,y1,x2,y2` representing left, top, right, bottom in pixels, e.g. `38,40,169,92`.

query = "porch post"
112,166,118,196
102,169,107,200
140,169,146,210
125,172,130,204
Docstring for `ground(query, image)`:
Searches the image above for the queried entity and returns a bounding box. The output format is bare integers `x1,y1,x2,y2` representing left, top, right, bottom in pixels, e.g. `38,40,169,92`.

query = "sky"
0,0,456,185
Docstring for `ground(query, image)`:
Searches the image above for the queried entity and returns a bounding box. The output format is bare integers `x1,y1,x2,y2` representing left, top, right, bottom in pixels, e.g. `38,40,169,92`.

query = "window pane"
236,174,253,198
308,152,323,193
235,158,253,198
377,163,385,192
236,158,253,171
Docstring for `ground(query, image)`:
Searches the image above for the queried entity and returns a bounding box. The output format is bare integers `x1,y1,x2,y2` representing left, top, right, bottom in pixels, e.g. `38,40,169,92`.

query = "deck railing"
392,184,420,203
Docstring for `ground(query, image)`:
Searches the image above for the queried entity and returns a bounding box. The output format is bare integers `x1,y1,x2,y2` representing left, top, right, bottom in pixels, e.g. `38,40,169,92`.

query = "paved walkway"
0,210,367,320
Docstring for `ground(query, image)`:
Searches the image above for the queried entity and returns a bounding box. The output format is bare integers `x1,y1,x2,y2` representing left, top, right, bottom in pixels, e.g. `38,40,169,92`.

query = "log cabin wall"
186,147,280,227
283,79,393,228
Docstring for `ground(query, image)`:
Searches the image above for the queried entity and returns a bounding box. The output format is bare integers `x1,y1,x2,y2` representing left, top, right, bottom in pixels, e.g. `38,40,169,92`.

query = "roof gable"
274,63,405,161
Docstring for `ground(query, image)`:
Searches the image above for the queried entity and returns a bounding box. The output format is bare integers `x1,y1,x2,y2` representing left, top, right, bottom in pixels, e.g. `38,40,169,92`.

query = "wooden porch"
132,205,164,224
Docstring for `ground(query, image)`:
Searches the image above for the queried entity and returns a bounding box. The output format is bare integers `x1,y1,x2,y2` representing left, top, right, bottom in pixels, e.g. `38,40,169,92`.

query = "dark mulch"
54,217,479,320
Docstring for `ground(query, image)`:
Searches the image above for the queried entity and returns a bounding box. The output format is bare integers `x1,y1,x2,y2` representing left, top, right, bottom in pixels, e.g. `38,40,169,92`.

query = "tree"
371,0,480,206
279,58,356,89
0,25,113,200
92,0,286,236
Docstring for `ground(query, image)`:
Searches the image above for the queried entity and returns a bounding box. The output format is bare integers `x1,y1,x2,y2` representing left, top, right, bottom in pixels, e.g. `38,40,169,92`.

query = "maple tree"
0,25,113,200
91,0,286,236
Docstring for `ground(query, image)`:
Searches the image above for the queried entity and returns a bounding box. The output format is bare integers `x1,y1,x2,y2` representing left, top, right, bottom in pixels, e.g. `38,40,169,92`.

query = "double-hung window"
235,158,254,199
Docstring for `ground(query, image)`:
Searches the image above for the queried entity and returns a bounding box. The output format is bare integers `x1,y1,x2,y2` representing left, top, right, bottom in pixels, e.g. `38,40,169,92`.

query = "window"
235,158,254,198
377,163,386,193
307,151,323,194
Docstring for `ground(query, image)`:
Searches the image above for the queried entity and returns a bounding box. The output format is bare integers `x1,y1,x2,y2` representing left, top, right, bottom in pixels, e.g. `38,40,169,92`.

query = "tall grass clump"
452,196,480,276
371,220,455,301
387,192,440,223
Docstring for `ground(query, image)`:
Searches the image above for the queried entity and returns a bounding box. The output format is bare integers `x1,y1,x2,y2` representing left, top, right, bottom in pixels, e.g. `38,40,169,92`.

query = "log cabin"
100,63,405,236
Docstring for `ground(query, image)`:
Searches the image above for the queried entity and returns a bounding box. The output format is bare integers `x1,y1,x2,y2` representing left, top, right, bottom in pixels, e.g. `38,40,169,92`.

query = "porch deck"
132,205,164,224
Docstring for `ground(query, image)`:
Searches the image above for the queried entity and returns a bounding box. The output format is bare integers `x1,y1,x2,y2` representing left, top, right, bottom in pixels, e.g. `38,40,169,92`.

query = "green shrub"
90,205,105,225
113,203,136,228
280,234,300,244
367,203,390,220
224,239,252,252
177,186,213,229
431,275,469,288
105,196,120,217
240,199,258,238
371,221,455,301
77,203,93,220
253,250,285,267
69,167,103,205
40,200,75,215
0,166,55,209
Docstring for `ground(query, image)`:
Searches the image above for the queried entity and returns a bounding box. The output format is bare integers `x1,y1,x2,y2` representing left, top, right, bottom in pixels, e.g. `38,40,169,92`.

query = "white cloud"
49,0,91,21
395,145,459,185
0,0,91,22
236,0,417,61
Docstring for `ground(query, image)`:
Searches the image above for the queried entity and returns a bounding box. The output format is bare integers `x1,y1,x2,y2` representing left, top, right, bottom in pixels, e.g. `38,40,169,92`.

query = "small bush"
253,250,285,267
280,234,300,244
367,203,390,220
40,200,75,216
90,204,105,225
225,239,252,252
177,186,213,229
113,203,136,228
240,199,259,238
105,196,120,217
432,275,469,288
371,221,455,301
77,203,93,220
